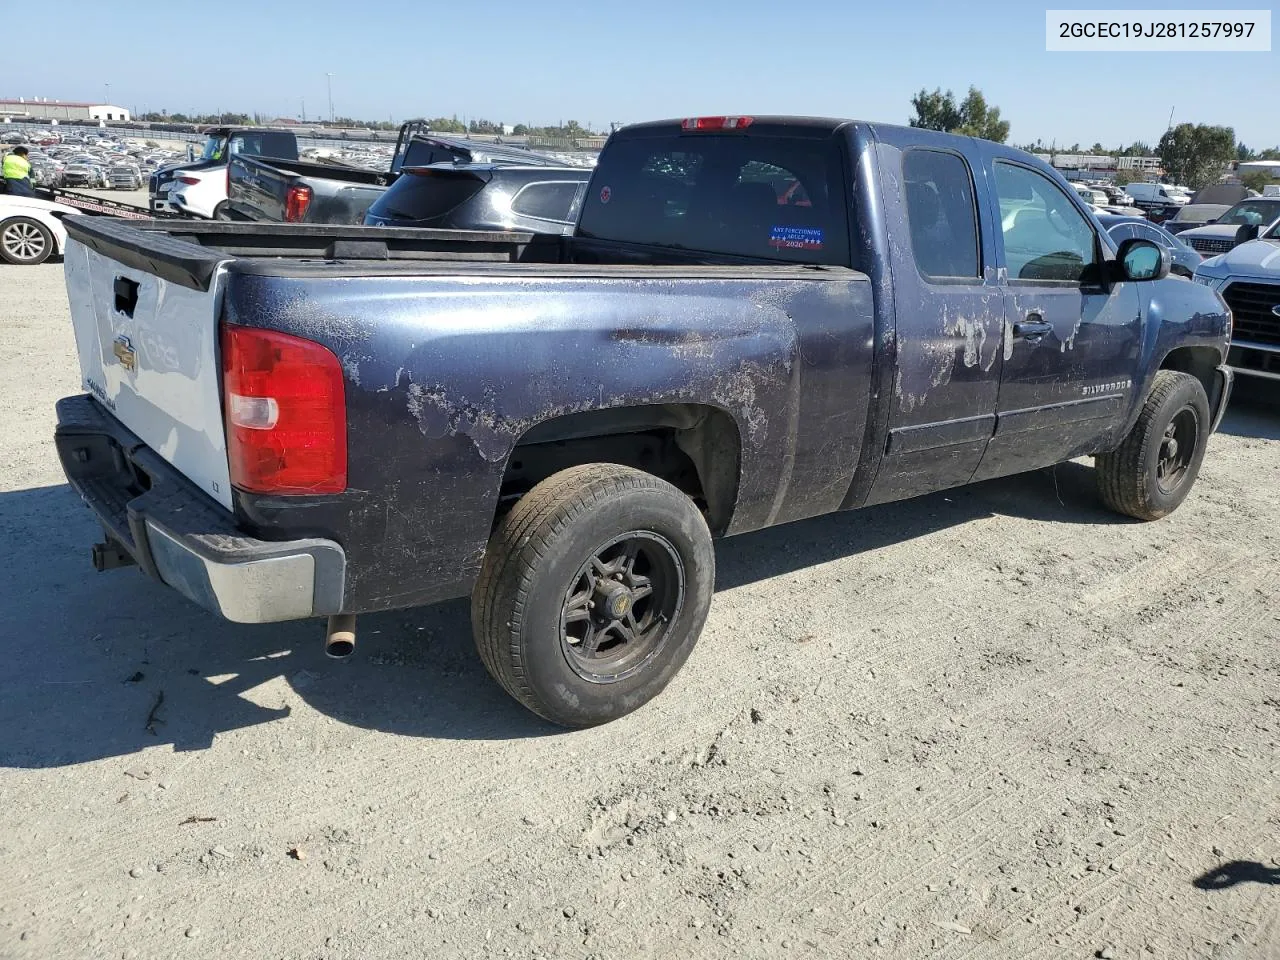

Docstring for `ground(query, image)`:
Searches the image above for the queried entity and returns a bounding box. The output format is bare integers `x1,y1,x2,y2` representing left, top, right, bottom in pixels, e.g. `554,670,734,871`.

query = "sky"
4,0,1277,149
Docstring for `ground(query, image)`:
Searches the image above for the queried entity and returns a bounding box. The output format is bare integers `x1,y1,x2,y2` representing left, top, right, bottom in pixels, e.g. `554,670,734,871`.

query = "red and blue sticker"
599,185,612,204
769,226,824,250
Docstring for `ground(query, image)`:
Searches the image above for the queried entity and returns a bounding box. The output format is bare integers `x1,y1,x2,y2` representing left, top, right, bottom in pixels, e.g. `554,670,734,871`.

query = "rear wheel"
472,464,715,727
1095,370,1210,520
212,202,231,221
0,217,54,265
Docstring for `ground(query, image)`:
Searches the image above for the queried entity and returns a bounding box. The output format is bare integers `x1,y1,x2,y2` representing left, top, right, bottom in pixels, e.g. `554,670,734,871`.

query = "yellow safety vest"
2,153,31,180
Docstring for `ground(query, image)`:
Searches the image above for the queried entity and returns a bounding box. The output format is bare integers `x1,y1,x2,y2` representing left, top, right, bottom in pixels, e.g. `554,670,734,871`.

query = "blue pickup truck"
55,115,1232,726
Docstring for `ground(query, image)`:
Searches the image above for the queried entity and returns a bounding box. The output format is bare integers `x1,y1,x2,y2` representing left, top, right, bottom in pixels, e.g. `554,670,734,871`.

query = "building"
1031,151,1163,180
0,98,132,122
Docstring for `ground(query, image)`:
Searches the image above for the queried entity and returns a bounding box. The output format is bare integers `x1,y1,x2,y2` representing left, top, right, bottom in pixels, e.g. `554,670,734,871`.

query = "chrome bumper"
54,395,345,623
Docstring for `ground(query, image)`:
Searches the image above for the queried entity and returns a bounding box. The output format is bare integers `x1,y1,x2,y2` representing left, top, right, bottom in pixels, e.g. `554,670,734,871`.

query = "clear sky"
4,0,1277,148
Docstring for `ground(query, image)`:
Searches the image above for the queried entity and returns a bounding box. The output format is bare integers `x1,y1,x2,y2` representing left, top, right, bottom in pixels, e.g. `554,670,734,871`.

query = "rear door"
863,131,1006,505
973,155,1142,481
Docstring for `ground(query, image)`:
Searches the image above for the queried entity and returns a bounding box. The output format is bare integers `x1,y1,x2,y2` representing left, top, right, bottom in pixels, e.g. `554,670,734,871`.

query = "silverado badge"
113,335,137,371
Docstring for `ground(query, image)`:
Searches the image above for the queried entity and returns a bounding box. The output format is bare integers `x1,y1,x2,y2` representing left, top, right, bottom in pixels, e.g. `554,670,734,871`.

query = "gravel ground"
1,261,1278,960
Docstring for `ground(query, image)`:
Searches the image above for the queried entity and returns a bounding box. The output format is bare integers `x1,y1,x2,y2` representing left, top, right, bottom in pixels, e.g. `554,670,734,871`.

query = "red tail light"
680,116,754,131
284,184,313,222
221,325,347,495
178,175,201,185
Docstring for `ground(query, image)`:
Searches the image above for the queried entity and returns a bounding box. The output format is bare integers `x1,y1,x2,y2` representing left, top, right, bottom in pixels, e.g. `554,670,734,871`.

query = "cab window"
902,149,980,279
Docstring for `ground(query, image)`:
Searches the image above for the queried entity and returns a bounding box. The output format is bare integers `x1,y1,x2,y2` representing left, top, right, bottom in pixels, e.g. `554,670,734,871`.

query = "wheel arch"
1159,345,1224,412
498,402,743,536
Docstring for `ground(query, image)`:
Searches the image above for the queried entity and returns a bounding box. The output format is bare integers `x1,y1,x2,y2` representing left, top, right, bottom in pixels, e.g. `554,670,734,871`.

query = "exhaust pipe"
325,614,357,659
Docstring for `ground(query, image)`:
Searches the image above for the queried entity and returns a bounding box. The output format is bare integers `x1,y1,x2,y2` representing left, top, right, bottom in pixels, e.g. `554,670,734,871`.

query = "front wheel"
472,464,715,727
1095,370,1210,520
0,217,54,265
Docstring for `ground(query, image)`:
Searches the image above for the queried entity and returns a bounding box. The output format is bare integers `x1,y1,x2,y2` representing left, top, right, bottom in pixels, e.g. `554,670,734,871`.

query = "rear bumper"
54,394,345,623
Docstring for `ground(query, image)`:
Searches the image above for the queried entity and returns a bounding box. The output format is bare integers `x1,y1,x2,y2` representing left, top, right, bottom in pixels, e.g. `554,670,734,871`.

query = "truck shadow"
0,402,1262,766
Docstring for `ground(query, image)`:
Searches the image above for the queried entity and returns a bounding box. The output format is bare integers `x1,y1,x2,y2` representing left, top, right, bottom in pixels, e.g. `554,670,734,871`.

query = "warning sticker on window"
769,226,824,250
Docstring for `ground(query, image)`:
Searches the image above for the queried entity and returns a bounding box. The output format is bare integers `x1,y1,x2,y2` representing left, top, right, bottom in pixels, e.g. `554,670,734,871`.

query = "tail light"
284,184,313,222
221,325,347,495
178,176,201,185
680,116,754,131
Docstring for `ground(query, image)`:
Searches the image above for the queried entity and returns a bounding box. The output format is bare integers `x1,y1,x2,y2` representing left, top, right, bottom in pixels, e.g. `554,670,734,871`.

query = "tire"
0,217,54,265
212,202,230,221
472,464,715,727
1095,370,1210,520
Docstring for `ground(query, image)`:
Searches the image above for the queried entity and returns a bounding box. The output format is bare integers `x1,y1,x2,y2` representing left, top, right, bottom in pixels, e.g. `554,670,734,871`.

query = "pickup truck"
1192,214,1280,380
226,120,571,224
55,115,1233,728
150,127,299,218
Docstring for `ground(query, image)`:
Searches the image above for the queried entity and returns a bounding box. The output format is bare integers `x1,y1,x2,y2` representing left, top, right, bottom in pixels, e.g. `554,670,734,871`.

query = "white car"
0,193,81,265
166,167,229,219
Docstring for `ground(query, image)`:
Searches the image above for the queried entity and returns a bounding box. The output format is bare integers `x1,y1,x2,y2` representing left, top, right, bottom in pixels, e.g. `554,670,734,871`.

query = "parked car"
364,164,591,234
1177,198,1280,257
108,164,143,190
0,192,80,265
1095,214,1201,278
1125,182,1186,222
1073,185,1109,206
54,115,1232,727
1163,203,1231,236
62,163,105,188
227,121,568,224
1193,216,1280,381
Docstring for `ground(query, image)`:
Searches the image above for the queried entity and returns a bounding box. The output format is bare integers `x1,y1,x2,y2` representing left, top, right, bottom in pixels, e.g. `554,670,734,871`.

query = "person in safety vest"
2,146,35,196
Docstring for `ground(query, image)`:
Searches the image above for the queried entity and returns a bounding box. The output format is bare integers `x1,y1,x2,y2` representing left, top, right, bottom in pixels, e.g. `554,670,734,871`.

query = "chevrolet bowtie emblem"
113,335,137,371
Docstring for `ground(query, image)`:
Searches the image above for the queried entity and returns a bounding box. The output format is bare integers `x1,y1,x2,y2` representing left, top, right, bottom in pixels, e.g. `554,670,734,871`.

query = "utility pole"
1166,106,1175,131
301,97,306,123
104,82,110,105
326,73,335,124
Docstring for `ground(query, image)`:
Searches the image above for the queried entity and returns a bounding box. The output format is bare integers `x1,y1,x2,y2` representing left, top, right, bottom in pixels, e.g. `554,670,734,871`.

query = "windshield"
1217,199,1280,226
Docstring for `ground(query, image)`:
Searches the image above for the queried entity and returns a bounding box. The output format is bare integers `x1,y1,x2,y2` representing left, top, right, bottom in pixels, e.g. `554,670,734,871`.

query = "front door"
973,158,1143,481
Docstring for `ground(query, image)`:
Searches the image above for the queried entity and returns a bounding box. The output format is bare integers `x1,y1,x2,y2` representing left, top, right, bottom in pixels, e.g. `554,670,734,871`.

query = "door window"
902,149,980,279
995,162,1099,283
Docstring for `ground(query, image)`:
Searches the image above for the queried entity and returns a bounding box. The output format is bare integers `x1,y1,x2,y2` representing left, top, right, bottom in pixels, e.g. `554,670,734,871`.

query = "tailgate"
62,217,235,510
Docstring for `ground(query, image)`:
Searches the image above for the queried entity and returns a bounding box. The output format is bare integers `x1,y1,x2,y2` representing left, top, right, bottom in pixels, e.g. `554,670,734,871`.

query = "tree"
1114,170,1139,187
1158,123,1236,189
1240,170,1279,193
1090,142,1106,154
909,86,1008,143
512,124,529,136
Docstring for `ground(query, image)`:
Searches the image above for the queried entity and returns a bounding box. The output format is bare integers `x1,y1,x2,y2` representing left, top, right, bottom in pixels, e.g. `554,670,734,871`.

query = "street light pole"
326,73,334,124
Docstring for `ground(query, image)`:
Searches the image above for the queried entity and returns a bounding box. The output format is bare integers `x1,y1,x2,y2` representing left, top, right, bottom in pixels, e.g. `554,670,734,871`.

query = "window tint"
577,134,849,266
902,150,980,279
994,163,1098,282
1106,223,1141,245
228,132,297,160
510,180,583,223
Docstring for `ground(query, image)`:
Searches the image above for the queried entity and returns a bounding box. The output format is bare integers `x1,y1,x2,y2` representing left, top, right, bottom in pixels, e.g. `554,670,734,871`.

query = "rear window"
366,171,486,223
229,132,298,161
577,133,850,265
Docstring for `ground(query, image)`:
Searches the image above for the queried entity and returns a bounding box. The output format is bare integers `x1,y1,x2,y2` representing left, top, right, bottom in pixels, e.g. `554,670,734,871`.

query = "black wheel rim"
560,531,685,683
1156,406,1199,494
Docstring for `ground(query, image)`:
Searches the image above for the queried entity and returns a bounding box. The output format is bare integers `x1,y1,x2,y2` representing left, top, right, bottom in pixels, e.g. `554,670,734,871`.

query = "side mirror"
1233,223,1260,247
1116,237,1170,281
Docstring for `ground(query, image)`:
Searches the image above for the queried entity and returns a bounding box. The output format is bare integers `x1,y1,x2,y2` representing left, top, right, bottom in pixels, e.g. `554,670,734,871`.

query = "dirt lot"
1,261,1278,960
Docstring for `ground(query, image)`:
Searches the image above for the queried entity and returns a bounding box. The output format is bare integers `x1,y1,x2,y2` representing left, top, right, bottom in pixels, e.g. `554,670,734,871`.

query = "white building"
0,98,131,122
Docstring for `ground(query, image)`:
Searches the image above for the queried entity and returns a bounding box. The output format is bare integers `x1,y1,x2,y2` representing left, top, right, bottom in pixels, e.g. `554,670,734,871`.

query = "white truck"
1193,213,1280,382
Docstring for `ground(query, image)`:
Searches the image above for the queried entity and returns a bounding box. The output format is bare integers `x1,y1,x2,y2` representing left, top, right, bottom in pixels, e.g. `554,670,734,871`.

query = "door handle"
1013,316,1053,343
